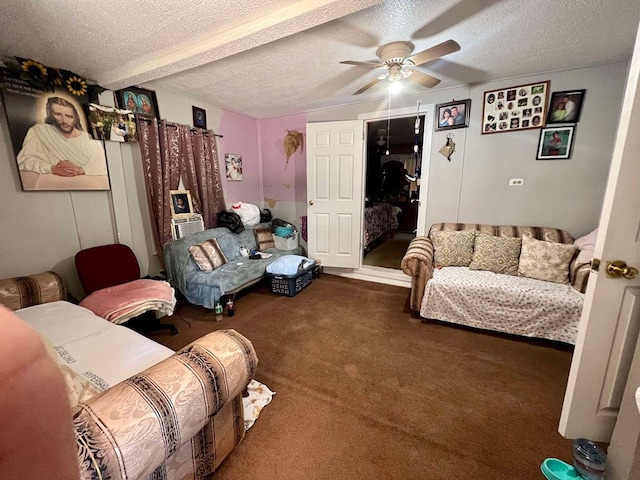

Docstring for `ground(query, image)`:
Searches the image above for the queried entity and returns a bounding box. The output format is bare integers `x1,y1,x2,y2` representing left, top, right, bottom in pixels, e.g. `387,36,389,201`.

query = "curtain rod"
138,117,223,137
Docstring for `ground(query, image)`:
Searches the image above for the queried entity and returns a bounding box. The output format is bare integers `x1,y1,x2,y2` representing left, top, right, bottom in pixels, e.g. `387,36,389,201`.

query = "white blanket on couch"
420,267,584,344
16,301,173,390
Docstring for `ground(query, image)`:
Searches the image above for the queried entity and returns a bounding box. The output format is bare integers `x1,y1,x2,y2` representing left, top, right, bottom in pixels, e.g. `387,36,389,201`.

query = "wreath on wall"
0,56,105,101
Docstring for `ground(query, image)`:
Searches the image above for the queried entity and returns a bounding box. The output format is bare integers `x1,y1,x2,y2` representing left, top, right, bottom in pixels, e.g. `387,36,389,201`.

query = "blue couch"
164,223,303,309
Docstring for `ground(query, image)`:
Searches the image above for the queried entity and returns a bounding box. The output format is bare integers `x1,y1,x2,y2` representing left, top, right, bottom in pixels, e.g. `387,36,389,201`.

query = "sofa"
401,223,591,344
0,271,258,479
164,222,304,309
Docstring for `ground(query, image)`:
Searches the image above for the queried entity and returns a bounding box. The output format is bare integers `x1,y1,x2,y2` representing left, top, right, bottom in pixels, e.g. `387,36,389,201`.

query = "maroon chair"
75,244,178,335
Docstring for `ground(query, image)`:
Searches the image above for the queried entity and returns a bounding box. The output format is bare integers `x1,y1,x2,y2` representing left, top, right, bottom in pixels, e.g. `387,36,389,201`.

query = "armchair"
75,243,178,334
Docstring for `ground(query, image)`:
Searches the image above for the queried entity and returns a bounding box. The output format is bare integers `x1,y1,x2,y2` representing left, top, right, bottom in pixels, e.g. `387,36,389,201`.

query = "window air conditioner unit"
171,214,204,240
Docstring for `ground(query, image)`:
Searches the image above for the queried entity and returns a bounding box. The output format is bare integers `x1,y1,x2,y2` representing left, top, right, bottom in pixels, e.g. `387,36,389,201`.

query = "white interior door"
560,25,640,443
306,120,364,268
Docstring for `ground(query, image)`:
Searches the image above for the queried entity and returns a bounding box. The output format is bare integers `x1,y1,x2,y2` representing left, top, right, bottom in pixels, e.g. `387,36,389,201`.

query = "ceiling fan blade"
340,60,384,69
407,70,441,89
353,77,381,95
408,39,461,66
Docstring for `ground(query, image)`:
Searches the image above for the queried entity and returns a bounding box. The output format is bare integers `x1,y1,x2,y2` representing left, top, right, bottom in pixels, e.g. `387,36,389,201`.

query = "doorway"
362,115,425,271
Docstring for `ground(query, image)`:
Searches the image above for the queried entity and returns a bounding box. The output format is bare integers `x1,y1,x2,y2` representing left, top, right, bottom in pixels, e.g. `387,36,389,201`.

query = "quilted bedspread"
364,202,399,248
420,267,584,344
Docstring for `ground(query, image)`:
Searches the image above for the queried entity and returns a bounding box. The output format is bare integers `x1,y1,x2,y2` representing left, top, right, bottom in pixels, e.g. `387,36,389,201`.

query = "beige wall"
0,60,629,298
307,61,629,238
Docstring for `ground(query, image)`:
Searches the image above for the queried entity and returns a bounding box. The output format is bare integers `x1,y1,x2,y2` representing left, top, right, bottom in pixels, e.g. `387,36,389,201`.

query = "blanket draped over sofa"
164,222,303,309
401,223,591,344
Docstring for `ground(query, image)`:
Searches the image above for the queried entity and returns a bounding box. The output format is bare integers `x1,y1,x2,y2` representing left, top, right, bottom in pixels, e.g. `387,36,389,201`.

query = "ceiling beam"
97,0,382,90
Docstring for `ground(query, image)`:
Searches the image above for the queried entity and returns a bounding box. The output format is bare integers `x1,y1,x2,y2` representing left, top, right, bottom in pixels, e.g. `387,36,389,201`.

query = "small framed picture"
435,99,471,131
170,190,194,217
546,89,586,124
225,153,243,181
192,106,207,129
114,86,160,120
536,126,575,160
86,103,137,143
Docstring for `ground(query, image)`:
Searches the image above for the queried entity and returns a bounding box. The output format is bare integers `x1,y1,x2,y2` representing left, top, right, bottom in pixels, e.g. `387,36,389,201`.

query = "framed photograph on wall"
87,103,137,143
114,86,160,120
546,89,586,124
0,73,110,191
536,126,575,160
170,189,194,217
481,80,550,134
192,106,207,129
435,99,471,131
225,154,243,181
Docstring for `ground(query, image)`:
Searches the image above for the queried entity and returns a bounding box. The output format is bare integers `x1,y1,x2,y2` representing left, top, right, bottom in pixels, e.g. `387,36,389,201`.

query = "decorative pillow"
518,235,576,284
254,226,276,250
574,228,598,265
430,229,476,266
189,238,228,272
469,232,521,275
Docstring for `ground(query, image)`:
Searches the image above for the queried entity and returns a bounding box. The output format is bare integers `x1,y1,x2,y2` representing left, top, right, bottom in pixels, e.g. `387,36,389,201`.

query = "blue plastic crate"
266,266,313,297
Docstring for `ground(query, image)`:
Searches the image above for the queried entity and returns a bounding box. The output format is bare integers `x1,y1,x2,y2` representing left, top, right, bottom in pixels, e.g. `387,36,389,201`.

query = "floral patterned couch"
0,271,257,479
401,223,591,344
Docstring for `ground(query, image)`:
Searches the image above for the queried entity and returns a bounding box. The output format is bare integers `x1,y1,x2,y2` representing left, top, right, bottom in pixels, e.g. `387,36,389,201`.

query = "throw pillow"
469,232,521,275
574,228,598,265
430,229,476,267
254,226,276,250
189,238,228,272
518,235,576,284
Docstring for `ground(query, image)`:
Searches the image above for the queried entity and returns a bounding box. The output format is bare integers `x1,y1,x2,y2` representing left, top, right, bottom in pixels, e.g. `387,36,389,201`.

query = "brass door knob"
606,260,638,279
308,200,314,206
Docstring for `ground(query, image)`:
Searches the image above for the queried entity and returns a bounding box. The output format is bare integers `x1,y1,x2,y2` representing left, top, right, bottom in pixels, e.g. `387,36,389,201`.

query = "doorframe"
344,103,434,285
358,104,434,237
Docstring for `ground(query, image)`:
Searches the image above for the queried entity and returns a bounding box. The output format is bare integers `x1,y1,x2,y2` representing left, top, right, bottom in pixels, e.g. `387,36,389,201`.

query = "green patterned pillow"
518,235,576,284
469,232,521,275
430,229,476,266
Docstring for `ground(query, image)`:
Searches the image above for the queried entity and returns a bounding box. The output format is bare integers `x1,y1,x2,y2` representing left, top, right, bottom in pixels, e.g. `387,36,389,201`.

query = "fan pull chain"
385,88,391,155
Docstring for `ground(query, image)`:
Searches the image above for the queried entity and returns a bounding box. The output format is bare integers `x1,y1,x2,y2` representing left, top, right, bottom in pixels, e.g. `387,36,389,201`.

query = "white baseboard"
323,266,411,288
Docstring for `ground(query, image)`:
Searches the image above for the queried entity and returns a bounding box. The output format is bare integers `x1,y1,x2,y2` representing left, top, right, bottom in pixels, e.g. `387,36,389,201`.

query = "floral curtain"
136,118,225,260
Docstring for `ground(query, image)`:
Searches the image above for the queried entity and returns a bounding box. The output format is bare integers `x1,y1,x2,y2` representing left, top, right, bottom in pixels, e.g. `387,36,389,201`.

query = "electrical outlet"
509,178,525,186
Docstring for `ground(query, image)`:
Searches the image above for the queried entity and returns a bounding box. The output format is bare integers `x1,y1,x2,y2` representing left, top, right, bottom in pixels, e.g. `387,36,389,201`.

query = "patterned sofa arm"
570,260,591,294
0,271,67,311
75,329,258,479
400,236,435,311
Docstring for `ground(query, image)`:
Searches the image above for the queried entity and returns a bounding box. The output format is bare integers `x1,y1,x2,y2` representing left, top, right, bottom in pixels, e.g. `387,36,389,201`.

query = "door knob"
606,260,638,279
308,200,314,206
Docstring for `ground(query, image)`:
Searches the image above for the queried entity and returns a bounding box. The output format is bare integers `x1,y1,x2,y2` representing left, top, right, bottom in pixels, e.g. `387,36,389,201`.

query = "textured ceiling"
1,0,639,119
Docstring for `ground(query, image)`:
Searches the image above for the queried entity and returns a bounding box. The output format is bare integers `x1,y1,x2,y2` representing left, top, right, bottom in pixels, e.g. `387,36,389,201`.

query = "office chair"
75,243,178,335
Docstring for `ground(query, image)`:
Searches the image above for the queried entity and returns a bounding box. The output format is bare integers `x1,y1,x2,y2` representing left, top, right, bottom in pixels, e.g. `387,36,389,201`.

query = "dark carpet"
153,275,575,480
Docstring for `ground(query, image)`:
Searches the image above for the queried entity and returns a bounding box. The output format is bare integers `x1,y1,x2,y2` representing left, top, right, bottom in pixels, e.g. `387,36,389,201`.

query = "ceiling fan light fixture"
389,81,403,94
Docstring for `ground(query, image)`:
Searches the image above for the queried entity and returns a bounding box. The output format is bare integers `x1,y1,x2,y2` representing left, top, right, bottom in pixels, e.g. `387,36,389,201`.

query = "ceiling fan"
341,39,461,95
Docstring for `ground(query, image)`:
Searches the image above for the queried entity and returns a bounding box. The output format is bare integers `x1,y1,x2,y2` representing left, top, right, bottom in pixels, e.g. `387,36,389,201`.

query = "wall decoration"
114,86,160,120
225,153,243,181
546,89,586,124
0,57,105,101
481,81,550,134
283,129,304,168
0,69,110,191
170,190,194,217
192,106,207,129
435,99,471,131
87,104,136,143
536,126,575,160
